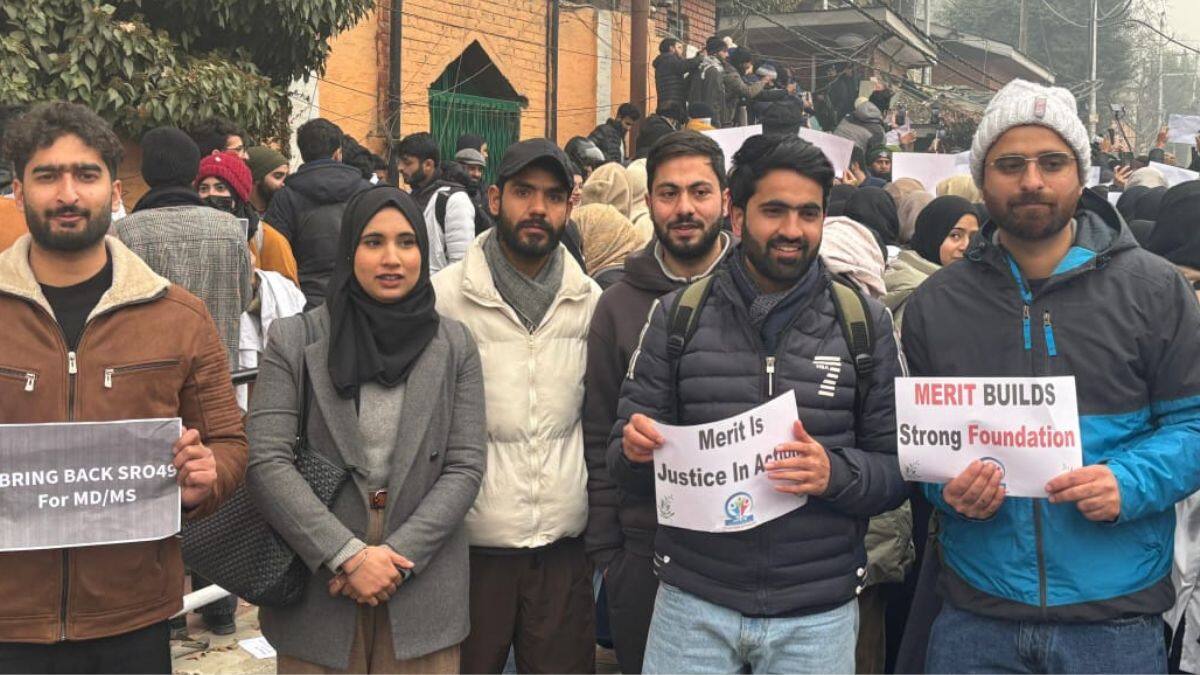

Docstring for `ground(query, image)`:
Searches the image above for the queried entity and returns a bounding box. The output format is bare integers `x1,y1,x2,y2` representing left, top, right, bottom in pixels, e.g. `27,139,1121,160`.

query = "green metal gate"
428,89,521,187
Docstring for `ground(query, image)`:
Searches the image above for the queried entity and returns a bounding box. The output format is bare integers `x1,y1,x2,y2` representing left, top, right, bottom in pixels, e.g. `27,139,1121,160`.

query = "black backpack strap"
665,276,715,423
434,191,451,232
829,280,875,414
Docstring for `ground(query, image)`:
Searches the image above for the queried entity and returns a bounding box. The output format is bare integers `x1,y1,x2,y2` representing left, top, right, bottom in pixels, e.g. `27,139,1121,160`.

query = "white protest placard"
1087,166,1101,187
0,418,182,551
892,153,967,193
895,377,1083,497
1108,190,1123,206
702,125,761,173
653,392,806,533
799,128,854,176
1150,161,1200,188
1168,114,1200,144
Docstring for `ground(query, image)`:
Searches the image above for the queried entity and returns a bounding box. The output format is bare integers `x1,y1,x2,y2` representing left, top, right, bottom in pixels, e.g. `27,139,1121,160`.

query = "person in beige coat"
432,139,602,674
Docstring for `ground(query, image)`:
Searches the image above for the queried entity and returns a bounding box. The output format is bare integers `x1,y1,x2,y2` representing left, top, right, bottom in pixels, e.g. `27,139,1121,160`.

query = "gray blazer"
246,306,486,669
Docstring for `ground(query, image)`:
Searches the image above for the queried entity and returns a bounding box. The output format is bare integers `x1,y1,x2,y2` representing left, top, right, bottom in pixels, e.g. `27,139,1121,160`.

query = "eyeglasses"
989,152,1075,176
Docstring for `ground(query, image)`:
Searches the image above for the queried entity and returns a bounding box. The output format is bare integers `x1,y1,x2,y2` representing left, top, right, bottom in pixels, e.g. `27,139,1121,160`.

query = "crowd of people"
1,52,1200,675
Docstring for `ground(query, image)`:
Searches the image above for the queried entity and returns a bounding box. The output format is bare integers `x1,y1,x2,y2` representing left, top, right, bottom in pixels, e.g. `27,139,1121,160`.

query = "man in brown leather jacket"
0,102,247,672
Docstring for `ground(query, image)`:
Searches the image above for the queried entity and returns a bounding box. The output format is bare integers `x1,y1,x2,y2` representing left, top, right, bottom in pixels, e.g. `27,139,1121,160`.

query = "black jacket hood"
285,160,372,206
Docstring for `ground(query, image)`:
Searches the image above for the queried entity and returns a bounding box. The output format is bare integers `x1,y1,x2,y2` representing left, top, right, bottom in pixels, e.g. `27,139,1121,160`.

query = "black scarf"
910,195,976,265
132,185,203,213
326,185,441,399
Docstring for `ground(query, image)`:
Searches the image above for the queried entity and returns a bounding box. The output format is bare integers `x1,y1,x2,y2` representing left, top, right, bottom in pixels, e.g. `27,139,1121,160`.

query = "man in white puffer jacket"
433,138,601,674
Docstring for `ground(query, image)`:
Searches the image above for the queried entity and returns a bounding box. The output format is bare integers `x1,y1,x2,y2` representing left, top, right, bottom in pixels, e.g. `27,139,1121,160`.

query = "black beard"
497,215,562,260
654,214,724,261
25,203,111,252
994,194,1074,242
741,231,816,285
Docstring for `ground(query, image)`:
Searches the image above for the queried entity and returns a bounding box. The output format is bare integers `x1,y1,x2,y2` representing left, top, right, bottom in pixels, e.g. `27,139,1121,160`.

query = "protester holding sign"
0,102,247,672
246,185,486,673
608,133,907,673
901,79,1200,673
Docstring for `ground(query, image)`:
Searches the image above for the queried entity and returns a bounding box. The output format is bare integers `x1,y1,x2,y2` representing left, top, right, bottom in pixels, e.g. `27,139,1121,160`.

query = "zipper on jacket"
1042,311,1058,357
0,366,36,392
103,360,179,389
62,349,78,641
1033,501,1048,611
1021,305,1032,351
765,357,776,397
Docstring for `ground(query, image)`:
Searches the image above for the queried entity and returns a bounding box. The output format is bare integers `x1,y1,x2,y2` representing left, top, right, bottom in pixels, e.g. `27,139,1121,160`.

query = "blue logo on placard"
724,492,754,527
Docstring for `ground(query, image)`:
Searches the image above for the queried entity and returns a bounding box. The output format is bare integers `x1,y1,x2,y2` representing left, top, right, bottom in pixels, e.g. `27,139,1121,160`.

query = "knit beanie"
140,126,200,189
970,79,1091,188
196,151,253,203
245,146,287,184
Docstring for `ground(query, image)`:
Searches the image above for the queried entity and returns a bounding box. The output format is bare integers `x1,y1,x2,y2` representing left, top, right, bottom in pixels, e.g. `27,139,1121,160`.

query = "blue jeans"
926,603,1167,674
642,583,858,674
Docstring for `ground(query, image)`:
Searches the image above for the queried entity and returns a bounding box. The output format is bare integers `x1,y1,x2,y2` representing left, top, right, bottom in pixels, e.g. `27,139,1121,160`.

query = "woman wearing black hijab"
1145,181,1200,292
826,183,857,217
1115,185,1149,224
884,196,980,328
247,185,486,673
844,186,901,246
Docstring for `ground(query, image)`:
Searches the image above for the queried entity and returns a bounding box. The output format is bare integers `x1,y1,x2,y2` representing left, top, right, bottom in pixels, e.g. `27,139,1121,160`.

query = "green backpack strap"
664,276,716,422
829,280,876,413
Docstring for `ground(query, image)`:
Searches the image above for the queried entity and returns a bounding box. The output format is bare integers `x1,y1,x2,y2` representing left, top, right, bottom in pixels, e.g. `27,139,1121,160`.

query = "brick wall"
321,1,550,154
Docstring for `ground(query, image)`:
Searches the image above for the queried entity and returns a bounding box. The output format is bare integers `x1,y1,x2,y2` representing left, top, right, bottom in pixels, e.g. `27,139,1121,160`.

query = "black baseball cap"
495,139,574,191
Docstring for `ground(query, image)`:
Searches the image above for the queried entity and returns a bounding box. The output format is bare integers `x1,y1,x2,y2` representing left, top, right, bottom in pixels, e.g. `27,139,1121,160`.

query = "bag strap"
829,279,875,414
434,191,450,232
665,276,715,423
297,312,318,446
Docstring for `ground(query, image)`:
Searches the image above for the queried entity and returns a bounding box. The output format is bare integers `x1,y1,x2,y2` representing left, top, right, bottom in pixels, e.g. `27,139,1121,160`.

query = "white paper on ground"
239,637,277,659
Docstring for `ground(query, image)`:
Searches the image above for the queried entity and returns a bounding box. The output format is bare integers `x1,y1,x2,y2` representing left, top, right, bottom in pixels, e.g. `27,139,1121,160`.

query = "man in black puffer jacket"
589,103,642,164
262,118,370,308
609,133,907,673
654,38,703,110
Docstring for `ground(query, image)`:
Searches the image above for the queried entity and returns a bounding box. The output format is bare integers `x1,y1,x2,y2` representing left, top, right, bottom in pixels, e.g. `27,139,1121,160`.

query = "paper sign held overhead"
1149,161,1199,188
799,128,855,176
892,153,969,194
702,125,761,173
1168,114,1200,144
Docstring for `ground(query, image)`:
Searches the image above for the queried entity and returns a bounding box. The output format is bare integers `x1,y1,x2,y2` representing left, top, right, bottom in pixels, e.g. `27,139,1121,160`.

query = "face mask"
203,195,235,214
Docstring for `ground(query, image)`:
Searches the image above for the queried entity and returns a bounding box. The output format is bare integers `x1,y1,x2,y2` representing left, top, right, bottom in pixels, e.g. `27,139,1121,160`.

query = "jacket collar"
459,229,595,311
0,235,170,320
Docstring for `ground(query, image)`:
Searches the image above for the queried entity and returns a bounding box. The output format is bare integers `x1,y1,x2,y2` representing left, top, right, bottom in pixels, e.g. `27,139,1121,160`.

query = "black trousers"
606,548,659,674
0,620,171,674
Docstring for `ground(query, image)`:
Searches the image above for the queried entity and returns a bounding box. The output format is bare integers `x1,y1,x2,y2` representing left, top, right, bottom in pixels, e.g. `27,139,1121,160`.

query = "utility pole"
1088,0,1099,136
1158,10,1166,129
1018,0,1028,53
630,0,649,140
924,0,931,35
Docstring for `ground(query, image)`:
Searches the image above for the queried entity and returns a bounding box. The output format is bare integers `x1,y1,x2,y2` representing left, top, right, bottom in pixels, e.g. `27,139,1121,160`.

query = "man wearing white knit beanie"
900,79,1200,673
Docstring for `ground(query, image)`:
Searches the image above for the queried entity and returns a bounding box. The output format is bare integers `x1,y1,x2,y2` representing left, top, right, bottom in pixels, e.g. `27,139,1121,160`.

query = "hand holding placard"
172,427,217,508
942,460,1006,519
764,421,830,496
623,413,664,463
1045,465,1121,522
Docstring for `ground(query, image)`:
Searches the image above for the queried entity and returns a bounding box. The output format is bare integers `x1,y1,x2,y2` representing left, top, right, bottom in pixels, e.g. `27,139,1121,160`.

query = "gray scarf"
484,230,564,331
